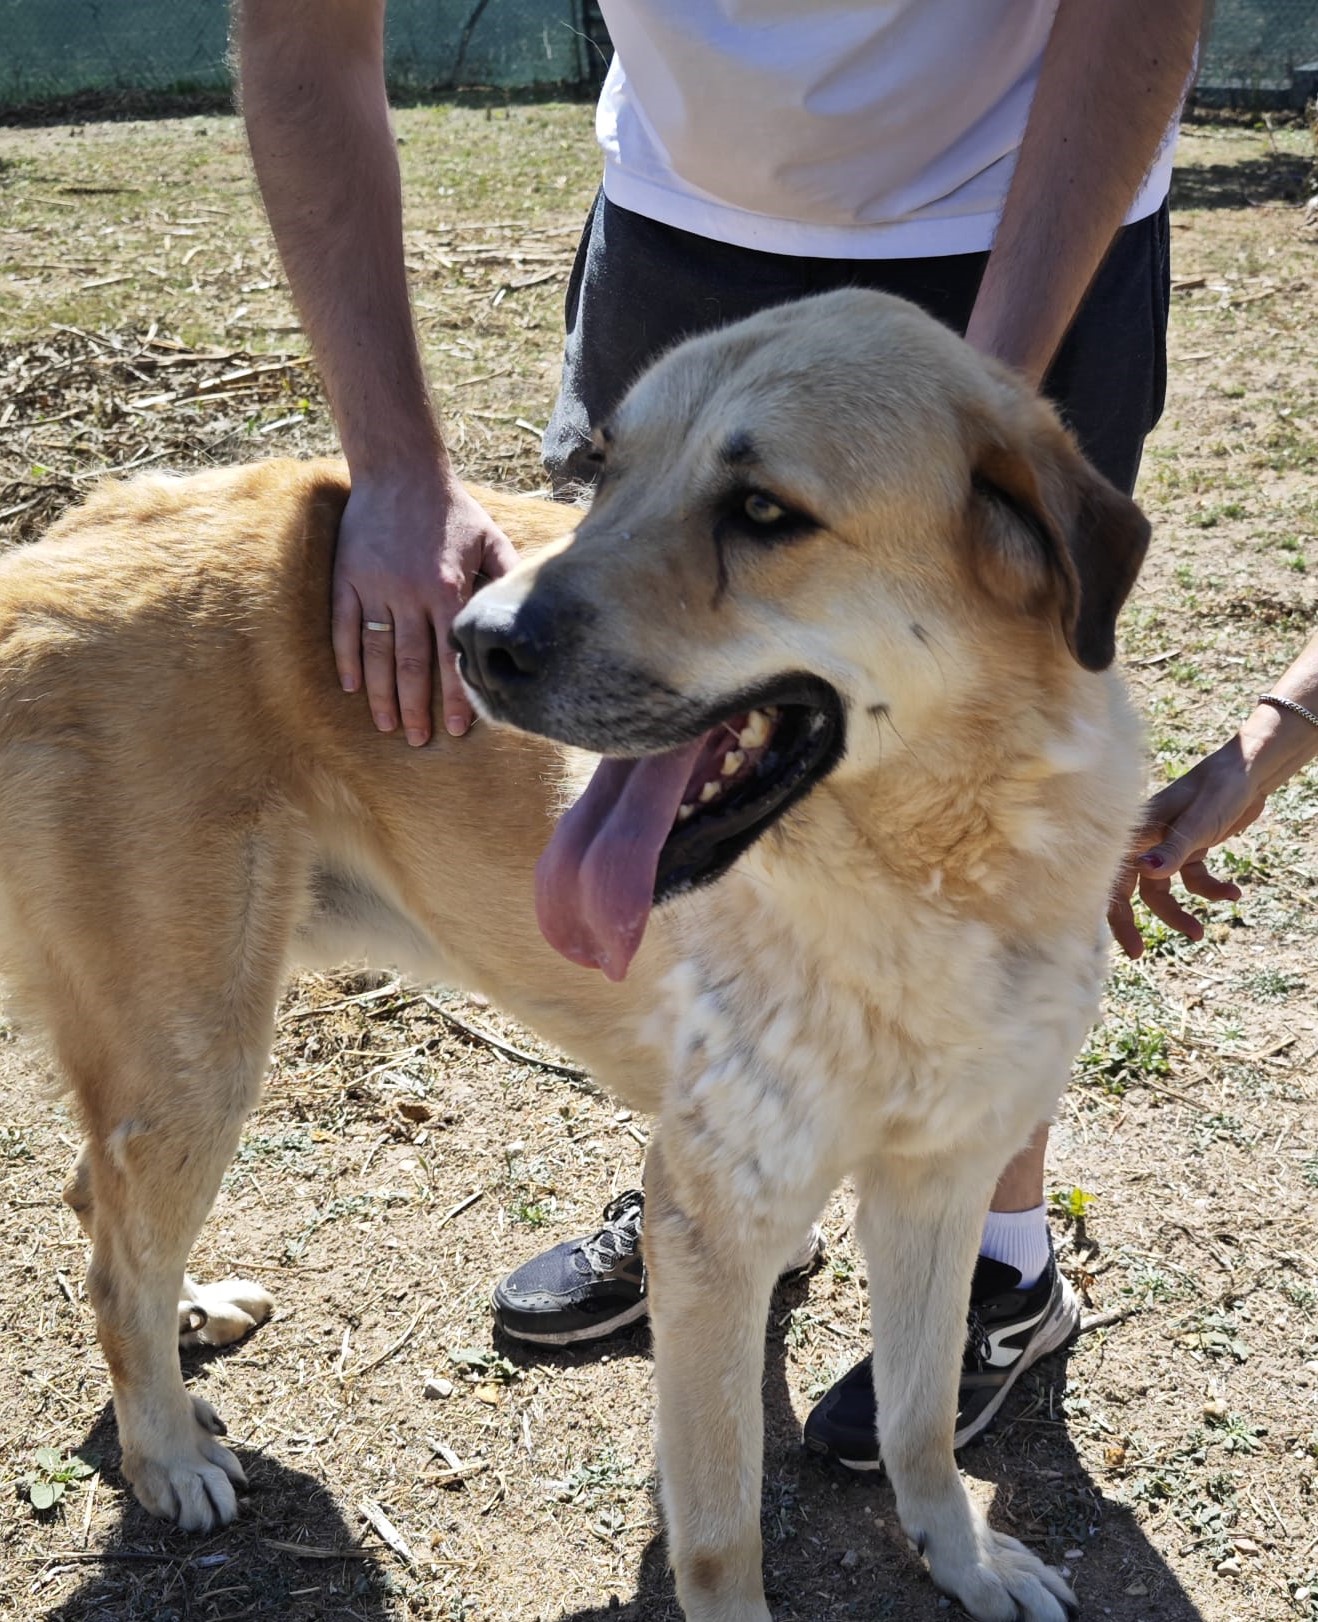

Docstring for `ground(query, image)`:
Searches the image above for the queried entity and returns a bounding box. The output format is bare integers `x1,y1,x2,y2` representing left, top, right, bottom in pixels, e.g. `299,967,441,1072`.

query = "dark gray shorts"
543,193,1171,500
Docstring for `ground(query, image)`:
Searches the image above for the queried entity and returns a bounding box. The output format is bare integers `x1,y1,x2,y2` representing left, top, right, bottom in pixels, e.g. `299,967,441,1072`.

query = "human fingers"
1107,886,1146,960
1134,818,1212,883
434,515,518,737
360,611,402,734
1136,871,1206,942
390,603,438,747
331,575,365,696
437,629,474,736
480,522,520,581
1177,857,1242,904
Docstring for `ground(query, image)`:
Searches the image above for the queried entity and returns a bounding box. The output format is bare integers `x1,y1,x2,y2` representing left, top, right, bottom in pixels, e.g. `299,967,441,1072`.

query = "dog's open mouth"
536,679,844,981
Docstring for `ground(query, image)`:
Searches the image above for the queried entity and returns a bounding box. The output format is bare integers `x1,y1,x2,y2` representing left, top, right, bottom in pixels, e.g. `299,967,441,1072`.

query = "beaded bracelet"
1258,693,1318,730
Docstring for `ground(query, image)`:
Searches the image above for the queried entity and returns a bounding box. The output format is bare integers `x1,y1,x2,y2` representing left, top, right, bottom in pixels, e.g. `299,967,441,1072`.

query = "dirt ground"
0,103,1316,1622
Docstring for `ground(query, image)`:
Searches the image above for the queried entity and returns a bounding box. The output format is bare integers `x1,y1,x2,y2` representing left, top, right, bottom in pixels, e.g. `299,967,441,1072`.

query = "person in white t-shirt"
237,0,1203,1470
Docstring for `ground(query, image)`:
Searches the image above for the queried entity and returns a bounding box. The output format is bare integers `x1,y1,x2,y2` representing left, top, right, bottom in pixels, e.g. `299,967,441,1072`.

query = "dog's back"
0,460,662,1105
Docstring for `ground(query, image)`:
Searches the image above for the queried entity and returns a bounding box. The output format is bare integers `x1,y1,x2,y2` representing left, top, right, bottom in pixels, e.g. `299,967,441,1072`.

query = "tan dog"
1,290,1146,1622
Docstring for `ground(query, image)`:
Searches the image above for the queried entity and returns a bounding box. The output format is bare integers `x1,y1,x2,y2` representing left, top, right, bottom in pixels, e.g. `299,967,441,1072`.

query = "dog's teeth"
676,803,694,822
699,781,722,804
721,749,746,777
738,711,771,749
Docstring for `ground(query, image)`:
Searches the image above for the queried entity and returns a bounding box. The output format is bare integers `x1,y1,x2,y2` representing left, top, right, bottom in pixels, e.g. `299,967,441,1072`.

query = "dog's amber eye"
743,492,785,525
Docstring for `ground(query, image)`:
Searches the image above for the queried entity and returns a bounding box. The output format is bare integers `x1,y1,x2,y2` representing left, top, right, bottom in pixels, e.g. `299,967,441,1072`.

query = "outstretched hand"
332,471,518,744
1107,738,1265,959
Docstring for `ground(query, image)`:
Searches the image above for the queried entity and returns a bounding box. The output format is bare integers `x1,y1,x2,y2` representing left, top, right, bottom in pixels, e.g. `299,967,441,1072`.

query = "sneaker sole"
826,1278,1082,1473
492,1294,651,1347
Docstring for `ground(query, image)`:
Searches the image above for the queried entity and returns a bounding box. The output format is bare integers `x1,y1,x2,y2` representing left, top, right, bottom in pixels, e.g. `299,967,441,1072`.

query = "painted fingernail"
406,728,428,747
1139,854,1165,870
374,712,396,732
446,714,468,737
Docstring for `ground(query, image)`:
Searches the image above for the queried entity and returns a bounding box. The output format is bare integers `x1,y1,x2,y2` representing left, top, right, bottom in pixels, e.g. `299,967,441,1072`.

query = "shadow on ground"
545,1272,1210,1622
42,1379,394,1622
44,1275,1210,1622
1169,153,1313,210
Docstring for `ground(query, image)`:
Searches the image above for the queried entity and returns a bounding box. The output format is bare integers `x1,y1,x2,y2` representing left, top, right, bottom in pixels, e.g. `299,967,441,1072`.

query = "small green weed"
448,1347,522,1385
546,1449,642,1511
235,1126,314,1160
1076,1019,1170,1094
1119,1262,1185,1304
783,1306,826,1350
281,1193,373,1261
502,1143,558,1227
1219,845,1269,880
1176,1310,1250,1361
26,1447,95,1512
1282,1280,1317,1311
1192,1112,1248,1152
1239,967,1304,999
0,1125,33,1160
509,1193,555,1227
1195,500,1249,527
1214,1411,1266,1455
1048,1186,1095,1222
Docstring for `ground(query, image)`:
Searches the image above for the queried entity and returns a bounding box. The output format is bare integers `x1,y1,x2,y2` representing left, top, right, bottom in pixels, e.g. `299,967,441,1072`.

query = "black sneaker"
803,1251,1081,1469
492,1190,824,1347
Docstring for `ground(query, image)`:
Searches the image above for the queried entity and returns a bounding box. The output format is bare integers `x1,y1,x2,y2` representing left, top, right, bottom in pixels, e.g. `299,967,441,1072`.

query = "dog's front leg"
856,1155,1076,1622
646,1134,812,1622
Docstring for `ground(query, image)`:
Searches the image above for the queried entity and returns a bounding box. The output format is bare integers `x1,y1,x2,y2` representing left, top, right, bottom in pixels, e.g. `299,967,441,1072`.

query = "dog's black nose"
451,599,551,706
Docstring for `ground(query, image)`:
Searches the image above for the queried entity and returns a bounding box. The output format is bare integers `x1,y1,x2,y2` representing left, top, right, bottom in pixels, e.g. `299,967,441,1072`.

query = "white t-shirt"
595,1,1178,258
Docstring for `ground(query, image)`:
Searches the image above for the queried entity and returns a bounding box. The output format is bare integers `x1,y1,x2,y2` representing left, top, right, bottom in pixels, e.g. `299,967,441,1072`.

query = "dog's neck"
716,670,1134,938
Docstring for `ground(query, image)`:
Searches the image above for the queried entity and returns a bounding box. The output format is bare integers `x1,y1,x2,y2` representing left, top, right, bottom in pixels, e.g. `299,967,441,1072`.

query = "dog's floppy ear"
966,411,1150,672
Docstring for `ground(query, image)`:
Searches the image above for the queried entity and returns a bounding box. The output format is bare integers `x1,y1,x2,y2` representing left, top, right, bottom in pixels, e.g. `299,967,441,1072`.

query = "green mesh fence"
1200,0,1318,103
0,1,1313,115
0,0,607,111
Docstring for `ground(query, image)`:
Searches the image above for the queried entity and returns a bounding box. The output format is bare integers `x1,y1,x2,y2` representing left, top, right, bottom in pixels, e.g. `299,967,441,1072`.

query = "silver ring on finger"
362,619,394,634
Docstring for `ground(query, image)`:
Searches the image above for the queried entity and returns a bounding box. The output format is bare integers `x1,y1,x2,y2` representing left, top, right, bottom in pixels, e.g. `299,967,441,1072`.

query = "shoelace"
575,1191,645,1276
964,1307,993,1371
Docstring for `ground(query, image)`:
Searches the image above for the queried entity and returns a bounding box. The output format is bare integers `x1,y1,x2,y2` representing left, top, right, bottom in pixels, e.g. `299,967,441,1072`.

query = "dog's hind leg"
36,815,308,1531
69,1029,270,1533
855,1155,1077,1622
64,1141,272,1349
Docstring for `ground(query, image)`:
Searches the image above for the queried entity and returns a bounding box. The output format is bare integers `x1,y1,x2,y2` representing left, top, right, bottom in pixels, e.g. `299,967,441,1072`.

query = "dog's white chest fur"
645,833,1110,1223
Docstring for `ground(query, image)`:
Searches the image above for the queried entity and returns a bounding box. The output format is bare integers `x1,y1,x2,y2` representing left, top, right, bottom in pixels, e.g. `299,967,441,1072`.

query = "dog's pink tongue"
535,740,704,982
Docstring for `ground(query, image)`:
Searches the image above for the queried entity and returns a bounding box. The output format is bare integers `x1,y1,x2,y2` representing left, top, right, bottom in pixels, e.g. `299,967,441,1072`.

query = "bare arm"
1109,631,1318,957
965,0,1203,384
237,0,515,741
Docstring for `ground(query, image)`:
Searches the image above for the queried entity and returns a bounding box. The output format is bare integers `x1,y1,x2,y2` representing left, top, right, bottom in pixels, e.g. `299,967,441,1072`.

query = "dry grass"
0,104,1317,1622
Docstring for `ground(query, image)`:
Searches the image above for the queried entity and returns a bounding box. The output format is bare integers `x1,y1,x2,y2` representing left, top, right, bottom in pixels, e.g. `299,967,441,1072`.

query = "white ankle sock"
979,1204,1049,1289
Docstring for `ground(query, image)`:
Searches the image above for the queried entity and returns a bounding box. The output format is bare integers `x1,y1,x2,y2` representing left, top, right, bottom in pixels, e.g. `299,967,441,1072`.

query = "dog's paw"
179,1277,275,1348
924,1527,1076,1622
122,1397,247,1533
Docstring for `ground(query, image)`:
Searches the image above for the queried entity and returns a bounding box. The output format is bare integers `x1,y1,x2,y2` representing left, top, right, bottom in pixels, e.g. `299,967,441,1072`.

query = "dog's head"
453,289,1149,978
